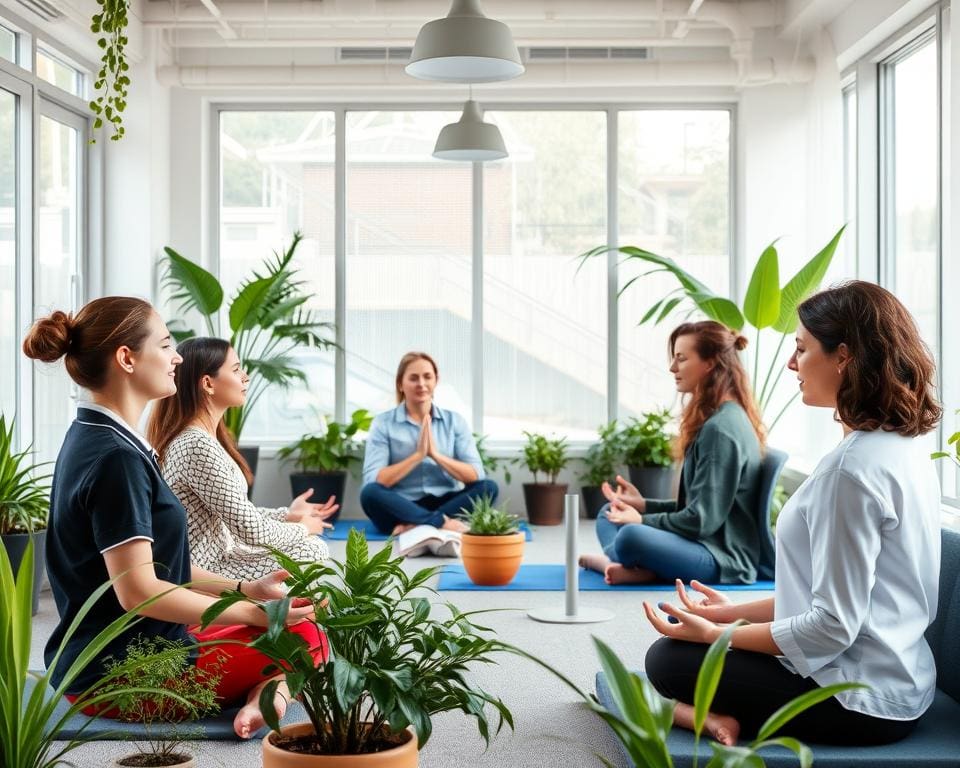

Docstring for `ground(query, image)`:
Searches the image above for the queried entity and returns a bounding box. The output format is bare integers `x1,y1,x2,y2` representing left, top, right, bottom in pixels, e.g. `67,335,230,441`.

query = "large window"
36,46,83,98
218,111,336,442
0,23,14,63
0,87,16,419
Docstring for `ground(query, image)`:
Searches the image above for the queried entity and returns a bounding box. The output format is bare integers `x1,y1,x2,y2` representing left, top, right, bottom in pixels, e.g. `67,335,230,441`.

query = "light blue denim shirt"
361,404,484,501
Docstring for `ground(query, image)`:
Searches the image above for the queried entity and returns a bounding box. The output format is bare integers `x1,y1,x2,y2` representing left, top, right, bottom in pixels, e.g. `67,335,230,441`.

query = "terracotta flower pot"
460,531,525,586
522,483,568,526
262,723,418,768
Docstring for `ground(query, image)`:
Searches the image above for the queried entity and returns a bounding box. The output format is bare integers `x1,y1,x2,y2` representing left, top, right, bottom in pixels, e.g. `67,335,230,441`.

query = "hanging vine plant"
89,0,131,142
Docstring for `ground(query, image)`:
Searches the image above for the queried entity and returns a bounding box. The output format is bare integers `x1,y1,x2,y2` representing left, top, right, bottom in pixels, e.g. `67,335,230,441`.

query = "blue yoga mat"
25,674,306,741
327,518,533,542
437,563,775,592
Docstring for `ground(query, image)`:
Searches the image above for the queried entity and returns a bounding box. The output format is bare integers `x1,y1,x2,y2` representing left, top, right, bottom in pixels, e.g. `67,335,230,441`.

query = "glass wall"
0,87,16,419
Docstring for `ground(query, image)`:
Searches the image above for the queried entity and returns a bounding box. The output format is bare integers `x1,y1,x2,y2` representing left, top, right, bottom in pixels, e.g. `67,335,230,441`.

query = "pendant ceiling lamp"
433,99,507,162
406,0,524,83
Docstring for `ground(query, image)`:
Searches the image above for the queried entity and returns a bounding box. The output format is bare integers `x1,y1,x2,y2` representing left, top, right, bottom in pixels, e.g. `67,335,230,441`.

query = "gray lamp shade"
406,0,524,83
433,100,508,161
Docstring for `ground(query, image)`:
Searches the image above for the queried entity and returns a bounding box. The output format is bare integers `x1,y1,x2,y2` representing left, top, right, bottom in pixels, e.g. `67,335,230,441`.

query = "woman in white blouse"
149,337,337,580
642,281,942,747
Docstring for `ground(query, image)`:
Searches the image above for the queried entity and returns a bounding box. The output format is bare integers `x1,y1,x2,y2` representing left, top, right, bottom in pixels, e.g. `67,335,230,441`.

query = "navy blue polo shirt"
44,407,193,694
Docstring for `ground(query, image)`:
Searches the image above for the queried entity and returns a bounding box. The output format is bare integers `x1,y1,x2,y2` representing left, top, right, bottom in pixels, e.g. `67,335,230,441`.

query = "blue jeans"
595,503,720,582
360,479,499,533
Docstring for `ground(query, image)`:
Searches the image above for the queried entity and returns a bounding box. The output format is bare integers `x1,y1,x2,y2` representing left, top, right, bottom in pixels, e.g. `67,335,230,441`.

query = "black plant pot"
627,465,676,499
522,483,568,526
2,529,47,615
289,471,346,523
580,486,608,519
238,445,260,500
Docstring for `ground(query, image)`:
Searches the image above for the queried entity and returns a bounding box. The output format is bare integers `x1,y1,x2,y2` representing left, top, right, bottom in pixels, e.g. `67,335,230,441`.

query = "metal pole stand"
528,493,614,625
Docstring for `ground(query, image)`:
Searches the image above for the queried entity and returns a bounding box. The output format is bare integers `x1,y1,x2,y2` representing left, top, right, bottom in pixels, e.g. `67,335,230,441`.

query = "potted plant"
201,531,514,767
277,409,373,522
581,226,845,433
0,414,51,615
162,231,336,489
474,433,512,485
519,625,864,768
620,409,676,499
96,637,223,768
518,432,569,526
459,495,525,586
0,540,192,768
579,421,622,519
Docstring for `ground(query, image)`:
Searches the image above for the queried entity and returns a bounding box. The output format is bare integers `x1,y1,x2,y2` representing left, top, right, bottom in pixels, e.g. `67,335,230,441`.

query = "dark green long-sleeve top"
643,401,763,583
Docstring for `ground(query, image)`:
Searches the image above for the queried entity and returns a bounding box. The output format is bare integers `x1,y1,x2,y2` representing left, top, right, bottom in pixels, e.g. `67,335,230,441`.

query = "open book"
394,525,462,558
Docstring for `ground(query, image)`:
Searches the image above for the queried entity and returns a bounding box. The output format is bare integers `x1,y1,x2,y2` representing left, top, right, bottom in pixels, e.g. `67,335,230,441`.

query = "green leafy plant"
0,540,192,768
460,495,520,536
162,231,336,441
0,415,50,535
769,483,789,531
580,421,624,487
519,625,865,768
277,409,373,475
200,531,514,754
95,638,222,766
620,409,674,469
932,409,959,467
519,432,569,485
582,226,845,432
89,0,131,142
474,433,512,485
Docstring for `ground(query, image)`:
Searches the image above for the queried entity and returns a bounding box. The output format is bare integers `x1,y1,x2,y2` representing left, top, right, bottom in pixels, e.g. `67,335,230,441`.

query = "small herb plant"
278,409,373,474
620,409,674,469
932,409,959,468
96,638,223,766
460,495,520,536
474,433,512,485
580,420,623,487
519,432,569,485
0,415,50,535
90,0,131,141
519,625,865,768
201,531,514,754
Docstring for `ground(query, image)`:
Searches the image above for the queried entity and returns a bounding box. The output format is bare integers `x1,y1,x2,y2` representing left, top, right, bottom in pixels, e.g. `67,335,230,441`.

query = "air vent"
527,46,650,61
14,0,62,21
339,47,413,62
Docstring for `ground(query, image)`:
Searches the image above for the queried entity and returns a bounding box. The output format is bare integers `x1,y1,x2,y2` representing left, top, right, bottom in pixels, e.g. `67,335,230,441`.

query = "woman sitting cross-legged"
23,298,326,739
360,351,497,536
643,281,942,747
580,320,765,585
148,337,337,581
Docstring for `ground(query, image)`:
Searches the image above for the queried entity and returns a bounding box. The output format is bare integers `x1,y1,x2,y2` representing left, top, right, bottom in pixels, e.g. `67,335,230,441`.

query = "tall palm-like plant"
162,232,336,440
581,226,845,433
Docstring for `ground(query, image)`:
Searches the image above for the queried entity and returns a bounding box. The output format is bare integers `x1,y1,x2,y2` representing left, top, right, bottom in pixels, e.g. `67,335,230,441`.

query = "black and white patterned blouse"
162,427,329,580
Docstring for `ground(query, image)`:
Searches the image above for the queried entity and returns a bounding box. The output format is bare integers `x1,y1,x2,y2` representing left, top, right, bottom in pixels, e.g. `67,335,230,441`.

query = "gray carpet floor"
30,520,772,767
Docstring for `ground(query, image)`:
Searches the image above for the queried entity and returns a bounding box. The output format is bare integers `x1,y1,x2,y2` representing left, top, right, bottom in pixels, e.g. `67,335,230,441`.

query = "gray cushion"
925,526,960,702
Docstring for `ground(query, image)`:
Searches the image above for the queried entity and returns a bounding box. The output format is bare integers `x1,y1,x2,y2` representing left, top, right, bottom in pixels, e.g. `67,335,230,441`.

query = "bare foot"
440,517,469,533
234,687,287,739
673,702,740,746
578,553,611,573
604,563,656,584
391,523,417,536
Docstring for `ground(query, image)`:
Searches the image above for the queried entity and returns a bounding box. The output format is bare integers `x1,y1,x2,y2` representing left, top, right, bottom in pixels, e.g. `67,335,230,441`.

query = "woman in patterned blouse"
148,337,337,580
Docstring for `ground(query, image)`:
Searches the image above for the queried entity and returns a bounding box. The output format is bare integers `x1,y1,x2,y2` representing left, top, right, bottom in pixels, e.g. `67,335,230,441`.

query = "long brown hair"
147,337,253,485
395,351,439,404
669,321,766,456
798,281,941,436
22,297,154,390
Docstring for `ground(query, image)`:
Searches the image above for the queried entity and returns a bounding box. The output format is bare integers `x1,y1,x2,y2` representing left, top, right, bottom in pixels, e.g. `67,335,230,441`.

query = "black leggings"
645,638,917,746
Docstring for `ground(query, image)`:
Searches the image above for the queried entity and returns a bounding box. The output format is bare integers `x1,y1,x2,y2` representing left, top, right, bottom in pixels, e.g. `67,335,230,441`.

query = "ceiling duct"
527,46,650,61
13,0,62,21
340,47,414,62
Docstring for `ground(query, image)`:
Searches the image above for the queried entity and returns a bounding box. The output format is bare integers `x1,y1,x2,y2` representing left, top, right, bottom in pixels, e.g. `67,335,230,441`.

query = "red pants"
70,621,328,716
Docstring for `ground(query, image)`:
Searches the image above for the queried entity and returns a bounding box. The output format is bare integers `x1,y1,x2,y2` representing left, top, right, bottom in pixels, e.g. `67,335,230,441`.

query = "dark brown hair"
395,351,439,404
147,337,253,485
22,297,155,390
669,320,766,456
797,281,941,436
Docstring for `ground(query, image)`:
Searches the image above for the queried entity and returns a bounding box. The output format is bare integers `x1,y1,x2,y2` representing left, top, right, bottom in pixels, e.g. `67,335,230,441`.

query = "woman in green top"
581,321,766,584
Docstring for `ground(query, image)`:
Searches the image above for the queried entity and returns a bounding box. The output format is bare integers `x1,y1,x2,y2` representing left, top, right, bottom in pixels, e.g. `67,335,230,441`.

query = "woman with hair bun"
644,281,942,747
580,320,766,585
23,298,326,739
